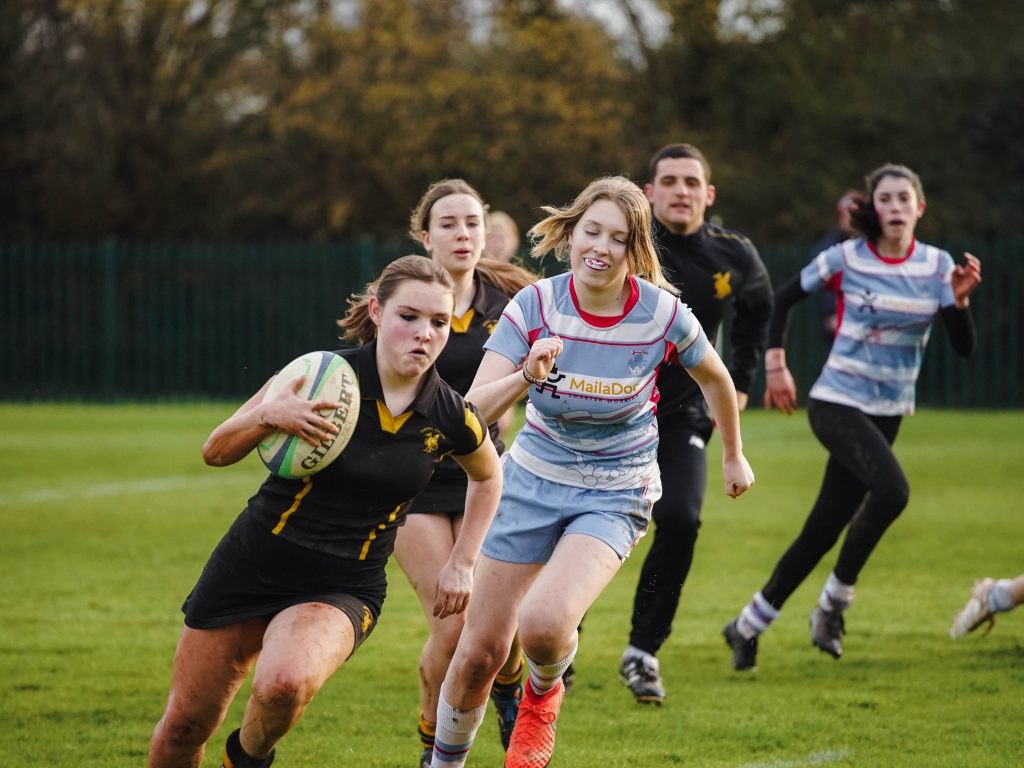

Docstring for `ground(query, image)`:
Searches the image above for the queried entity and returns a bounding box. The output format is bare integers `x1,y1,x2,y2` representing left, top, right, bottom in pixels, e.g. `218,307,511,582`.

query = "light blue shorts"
481,456,659,565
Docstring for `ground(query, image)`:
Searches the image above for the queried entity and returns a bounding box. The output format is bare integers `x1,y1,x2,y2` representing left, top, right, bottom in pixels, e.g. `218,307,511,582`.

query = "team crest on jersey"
713,271,733,299
483,319,498,334
627,350,649,376
420,427,445,454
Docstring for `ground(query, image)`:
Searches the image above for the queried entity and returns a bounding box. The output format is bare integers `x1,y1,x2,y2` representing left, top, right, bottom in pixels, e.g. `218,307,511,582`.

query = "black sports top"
407,272,510,513
245,341,488,560
651,219,774,418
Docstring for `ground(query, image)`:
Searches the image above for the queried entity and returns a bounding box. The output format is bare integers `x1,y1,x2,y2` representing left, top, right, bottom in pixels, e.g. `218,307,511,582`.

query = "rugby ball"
257,351,360,479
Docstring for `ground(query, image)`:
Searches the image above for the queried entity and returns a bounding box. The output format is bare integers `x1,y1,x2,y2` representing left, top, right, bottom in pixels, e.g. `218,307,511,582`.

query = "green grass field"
1,405,1022,767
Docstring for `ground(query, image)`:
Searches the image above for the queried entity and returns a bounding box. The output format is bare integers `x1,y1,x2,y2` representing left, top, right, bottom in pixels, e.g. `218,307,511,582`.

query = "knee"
517,610,573,660
450,636,507,687
251,669,317,714
875,479,910,521
892,481,909,514
652,507,701,544
153,705,217,752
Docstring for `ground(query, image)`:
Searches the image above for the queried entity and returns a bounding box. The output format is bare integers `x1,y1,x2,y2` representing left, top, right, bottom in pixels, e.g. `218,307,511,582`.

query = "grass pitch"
0,404,1021,767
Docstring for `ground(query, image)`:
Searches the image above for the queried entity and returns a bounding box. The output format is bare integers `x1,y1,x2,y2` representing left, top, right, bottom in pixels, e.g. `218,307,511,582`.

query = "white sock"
622,644,656,664
526,641,577,695
989,580,1014,612
819,572,855,612
737,591,779,638
430,693,486,768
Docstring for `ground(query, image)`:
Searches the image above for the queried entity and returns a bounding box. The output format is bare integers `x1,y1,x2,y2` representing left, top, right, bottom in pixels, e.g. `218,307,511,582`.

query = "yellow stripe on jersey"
464,407,484,447
272,476,313,535
450,308,476,334
708,229,752,245
376,400,413,434
358,503,403,560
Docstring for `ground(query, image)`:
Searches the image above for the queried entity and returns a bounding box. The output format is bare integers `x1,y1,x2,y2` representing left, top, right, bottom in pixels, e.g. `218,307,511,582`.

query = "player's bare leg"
237,602,355,758
507,533,622,768
395,512,466,762
148,620,266,768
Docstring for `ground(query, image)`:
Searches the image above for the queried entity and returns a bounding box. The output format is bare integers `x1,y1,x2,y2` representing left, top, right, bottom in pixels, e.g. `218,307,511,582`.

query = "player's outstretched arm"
202,375,340,467
433,439,503,619
686,347,755,499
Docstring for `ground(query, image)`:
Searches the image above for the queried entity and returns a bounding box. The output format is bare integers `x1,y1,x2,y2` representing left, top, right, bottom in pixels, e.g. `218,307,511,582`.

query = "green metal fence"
0,240,409,400
1,237,1021,405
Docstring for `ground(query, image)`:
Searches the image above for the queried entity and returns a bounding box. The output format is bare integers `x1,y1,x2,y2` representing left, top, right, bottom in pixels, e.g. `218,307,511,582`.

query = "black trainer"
489,676,522,750
221,729,275,768
420,746,432,768
809,606,845,659
562,661,576,694
722,619,758,671
619,654,665,704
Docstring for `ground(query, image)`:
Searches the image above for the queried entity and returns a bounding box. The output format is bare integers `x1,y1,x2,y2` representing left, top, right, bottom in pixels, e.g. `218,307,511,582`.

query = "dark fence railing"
1,236,1021,406
0,240,408,400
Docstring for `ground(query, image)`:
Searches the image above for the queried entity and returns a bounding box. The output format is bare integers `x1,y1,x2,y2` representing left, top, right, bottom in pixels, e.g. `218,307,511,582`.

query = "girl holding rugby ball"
147,255,502,768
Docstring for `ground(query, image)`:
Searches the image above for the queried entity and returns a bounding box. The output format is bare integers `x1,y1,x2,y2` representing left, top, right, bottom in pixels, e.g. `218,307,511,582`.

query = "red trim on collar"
569,275,639,327
867,239,916,264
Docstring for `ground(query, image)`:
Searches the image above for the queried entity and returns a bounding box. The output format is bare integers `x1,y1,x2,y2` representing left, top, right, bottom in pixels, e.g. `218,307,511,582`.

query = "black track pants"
628,412,713,654
761,398,908,608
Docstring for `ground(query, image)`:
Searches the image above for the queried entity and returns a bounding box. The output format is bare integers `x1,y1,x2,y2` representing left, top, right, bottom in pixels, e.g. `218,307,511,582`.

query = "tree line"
3,0,1022,247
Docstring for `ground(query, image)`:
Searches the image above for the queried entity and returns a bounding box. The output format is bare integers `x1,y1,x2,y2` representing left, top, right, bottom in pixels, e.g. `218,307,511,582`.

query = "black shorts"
405,468,467,518
182,512,387,653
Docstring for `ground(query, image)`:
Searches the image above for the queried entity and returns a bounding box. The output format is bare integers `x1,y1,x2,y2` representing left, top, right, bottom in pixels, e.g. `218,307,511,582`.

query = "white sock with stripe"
989,579,1014,612
526,641,578,695
737,591,780,639
430,692,486,768
819,572,855,612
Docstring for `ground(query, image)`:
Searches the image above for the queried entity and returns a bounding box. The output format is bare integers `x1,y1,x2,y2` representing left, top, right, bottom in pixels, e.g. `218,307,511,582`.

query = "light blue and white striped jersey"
801,238,956,416
485,272,708,490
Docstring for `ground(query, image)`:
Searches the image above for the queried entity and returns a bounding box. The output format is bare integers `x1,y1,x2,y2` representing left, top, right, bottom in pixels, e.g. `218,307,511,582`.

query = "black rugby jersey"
652,219,773,419
245,342,488,560
408,272,510,513
433,271,509,399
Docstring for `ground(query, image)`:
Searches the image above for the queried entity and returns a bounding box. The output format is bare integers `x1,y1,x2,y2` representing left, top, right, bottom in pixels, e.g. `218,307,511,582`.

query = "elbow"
201,439,228,467
472,469,504,498
468,468,502,490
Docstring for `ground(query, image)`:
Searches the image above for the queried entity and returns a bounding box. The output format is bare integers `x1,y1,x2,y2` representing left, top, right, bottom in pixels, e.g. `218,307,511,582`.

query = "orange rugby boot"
504,678,564,768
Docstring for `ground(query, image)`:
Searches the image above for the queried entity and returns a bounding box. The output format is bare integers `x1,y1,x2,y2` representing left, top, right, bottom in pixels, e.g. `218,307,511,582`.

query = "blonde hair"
338,255,455,345
487,210,519,238
528,176,676,294
408,178,487,243
484,210,521,262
